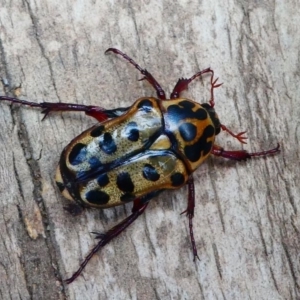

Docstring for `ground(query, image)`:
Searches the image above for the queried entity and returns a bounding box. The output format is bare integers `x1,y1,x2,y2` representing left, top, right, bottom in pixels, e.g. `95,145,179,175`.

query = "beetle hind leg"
65,199,149,284
105,48,166,100
211,143,280,161
181,176,199,261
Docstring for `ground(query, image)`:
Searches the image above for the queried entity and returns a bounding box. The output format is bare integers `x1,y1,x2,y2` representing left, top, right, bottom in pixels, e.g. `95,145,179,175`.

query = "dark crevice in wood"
212,243,222,280
281,237,300,293
12,107,67,298
16,205,33,299
23,0,61,102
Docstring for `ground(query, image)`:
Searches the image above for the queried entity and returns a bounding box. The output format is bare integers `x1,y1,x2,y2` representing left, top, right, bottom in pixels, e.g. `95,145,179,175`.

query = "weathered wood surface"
0,1,299,299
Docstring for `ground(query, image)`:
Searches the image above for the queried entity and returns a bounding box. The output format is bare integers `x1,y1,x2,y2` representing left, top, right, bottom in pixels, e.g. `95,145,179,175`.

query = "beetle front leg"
105,48,167,100
220,125,248,144
181,176,199,261
211,143,280,161
0,96,128,122
65,198,149,284
170,68,223,101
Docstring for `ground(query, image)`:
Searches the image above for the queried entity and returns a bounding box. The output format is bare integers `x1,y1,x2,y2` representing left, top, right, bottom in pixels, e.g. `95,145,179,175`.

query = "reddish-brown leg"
65,198,149,284
105,48,166,100
211,143,280,161
0,96,128,122
181,176,199,261
170,68,223,101
220,124,248,144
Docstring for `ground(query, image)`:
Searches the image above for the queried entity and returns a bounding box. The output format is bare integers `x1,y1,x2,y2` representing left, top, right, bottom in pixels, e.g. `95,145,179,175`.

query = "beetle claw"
180,208,195,218
90,231,106,239
221,125,248,144
138,76,147,81
41,109,50,121
193,254,200,262
235,131,248,144
180,209,188,215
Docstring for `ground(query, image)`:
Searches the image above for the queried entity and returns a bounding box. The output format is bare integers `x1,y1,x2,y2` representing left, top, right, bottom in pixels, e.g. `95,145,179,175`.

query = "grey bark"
0,1,299,299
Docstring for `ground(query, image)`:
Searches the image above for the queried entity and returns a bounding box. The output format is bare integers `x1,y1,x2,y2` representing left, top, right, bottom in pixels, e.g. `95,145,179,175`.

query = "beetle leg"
220,124,248,144
0,96,128,122
171,68,211,99
65,198,149,284
211,143,280,161
180,176,199,261
170,68,223,101
105,48,166,100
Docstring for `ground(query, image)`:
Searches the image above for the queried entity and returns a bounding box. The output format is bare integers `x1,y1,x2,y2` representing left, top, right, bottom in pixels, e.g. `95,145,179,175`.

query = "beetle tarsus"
220,125,248,144
90,232,106,239
209,76,223,108
193,254,200,262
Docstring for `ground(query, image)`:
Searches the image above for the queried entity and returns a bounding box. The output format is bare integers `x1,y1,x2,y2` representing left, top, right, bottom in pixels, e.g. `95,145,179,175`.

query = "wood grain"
0,1,299,299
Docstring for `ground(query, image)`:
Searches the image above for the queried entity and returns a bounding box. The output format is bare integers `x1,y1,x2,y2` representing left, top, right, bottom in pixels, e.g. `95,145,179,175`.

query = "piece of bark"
0,1,299,299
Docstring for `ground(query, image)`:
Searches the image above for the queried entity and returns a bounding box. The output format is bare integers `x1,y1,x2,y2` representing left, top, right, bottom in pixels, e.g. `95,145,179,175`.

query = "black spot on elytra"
167,100,208,124
69,143,87,165
137,99,153,113
124,121,139,142
184,125,215,162
90,125,105,137
120,193,136,202
179,100,195,109
56,181,65,192
171,172,185,187
142,164,160,181
97,173,109,187
99,132,117,154
88,157,102,169
116,172,134,193
86,190,110,205
179,123,197,142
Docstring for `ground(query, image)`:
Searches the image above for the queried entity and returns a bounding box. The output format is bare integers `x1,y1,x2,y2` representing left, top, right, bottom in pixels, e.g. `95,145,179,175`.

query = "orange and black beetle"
0,48,279,283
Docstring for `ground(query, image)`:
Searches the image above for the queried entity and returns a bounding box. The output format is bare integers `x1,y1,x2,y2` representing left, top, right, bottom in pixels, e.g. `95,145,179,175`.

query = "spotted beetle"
0,48,280,283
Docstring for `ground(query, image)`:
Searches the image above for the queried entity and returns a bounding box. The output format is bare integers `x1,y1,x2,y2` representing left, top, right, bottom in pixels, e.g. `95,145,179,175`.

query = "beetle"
0,48,280,283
